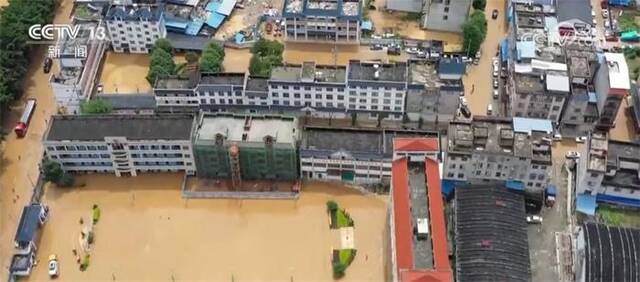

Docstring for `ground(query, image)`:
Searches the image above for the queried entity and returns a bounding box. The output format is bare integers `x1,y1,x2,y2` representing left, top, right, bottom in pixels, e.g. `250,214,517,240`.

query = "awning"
500,38,509,62
576,194,597,216
506,180,525,191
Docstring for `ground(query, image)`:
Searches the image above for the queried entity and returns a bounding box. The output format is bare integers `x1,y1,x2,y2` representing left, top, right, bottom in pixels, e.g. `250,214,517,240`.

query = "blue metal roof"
438,58,465,76
186,20,205,35
512,117,553,134
597,193,640,208
506,180,525,191
166,19,189,30
217,0,237,16
576,194,597,216
207,12,226,28
206,1,221,12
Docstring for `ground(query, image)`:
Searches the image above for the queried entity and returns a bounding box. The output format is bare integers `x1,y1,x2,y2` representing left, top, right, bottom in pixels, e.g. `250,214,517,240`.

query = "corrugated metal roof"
217,0,237,16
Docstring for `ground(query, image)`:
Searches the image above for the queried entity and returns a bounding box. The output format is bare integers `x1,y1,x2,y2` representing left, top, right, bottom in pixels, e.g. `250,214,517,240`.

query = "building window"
443,15,448,20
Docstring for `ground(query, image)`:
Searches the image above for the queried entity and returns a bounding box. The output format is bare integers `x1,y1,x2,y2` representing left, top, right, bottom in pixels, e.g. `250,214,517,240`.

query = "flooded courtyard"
99,52,152,94
27,174,388,281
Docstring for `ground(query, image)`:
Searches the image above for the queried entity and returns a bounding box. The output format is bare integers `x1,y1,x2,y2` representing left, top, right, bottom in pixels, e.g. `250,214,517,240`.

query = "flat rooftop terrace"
271,63,347,84
196,113,297,144
283,0,361,17
348,61,407,82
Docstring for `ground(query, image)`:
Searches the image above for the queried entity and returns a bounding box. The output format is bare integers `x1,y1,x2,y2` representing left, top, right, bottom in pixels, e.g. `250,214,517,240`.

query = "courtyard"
26,174,388,281
98,52,152,94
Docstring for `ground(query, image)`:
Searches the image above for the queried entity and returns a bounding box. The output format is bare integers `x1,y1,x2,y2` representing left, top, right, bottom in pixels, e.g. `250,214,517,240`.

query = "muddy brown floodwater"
0,0,74,280
99,52,152,94
27,174,388,281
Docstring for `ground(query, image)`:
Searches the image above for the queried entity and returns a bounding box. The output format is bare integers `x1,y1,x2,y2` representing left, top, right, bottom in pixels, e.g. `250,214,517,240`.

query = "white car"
576,136,587,143
493,90,499,99
460,97,468,106
405,47,419,54
553,133,562,141
48,254,59,278
493,79,499,89
526,215,543,224
602,10,609,18
604,20,610,29
565,151,580,159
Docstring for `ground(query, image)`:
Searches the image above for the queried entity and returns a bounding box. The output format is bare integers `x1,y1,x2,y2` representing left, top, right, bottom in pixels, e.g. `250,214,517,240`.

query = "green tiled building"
193,113,299,180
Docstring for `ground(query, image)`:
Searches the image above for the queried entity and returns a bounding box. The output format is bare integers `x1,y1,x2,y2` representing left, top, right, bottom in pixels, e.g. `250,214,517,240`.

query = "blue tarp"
588,92,598,103
597,193,640,208
234,32,245,44
207,12,226,28
506,180,525,191
513,117,553,134
441,179,466,199
500,39,508,62
361,20,373,31
577,194,597,216
185,20,205,35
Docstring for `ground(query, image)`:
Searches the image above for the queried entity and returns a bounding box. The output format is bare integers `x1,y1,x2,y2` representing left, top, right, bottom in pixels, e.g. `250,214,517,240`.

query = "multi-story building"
300,126,437,185
406,59,463,124
282,0,361,44
558,44,599,137
192,112,299,180
576,132,640,208
43,114,196,176
385,0,422,13
509,72,570,122
593,53,630,130
443,116,553,192
421,0,472,33
49,21,108,114
105,3,166,53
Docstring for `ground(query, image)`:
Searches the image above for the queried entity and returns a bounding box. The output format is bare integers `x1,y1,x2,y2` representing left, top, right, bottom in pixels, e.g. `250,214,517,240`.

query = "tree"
185,51,199,64
43,160,64,183
152,38,174,54
80,98,112,114
58,173,75,187
463,10,487,57
249,39,284,76
147,48,176,83
472,0,486,10
200,42,225,73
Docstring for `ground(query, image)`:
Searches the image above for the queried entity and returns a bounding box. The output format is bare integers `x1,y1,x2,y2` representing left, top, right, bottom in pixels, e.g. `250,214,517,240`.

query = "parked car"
486,104,493,115
370,44,383,50
493,90,499,99
96,84,104,93
405,47,419,54
602,9,609,18
48,254,59,278
493,79,499,89
43,57,53,74
492,9,499,19
553,133,562,141
371,34,382,39
387,45,401,55
460,97,468,106
576,136,587,143
565,151,580,159
526,215,543,224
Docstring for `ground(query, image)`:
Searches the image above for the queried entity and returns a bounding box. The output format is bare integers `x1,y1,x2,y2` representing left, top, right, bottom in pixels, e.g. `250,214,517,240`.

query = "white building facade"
105,4,166,54
43,115,196,177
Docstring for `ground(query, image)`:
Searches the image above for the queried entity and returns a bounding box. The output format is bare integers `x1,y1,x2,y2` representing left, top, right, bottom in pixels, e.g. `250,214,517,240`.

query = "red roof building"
391,138,452,282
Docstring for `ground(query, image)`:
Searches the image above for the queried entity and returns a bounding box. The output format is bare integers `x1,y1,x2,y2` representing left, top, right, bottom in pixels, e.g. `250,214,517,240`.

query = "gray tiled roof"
45,114,194,141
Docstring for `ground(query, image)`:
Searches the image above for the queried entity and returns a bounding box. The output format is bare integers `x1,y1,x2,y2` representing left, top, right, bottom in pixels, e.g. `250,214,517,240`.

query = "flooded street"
463,0,507,116
28,174,388,281
0,0,74,279
609,95,637,142
99,52,152,94
223,48,253,72
368,0,462,43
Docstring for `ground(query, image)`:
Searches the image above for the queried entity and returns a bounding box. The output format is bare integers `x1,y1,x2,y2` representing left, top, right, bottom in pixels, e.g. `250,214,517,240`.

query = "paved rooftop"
195,113,297,144
348,61,407,82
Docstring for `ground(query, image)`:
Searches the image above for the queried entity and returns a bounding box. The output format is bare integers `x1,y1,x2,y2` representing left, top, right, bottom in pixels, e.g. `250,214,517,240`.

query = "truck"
15,99,36,138
545,185,557,207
